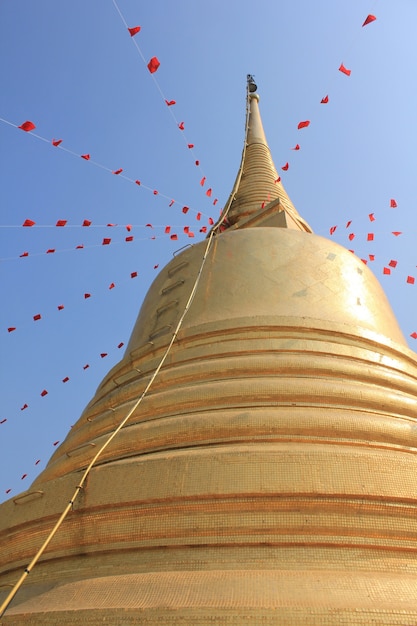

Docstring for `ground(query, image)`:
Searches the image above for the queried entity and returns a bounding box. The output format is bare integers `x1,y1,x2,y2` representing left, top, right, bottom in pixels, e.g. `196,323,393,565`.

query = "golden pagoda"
1,77,417,625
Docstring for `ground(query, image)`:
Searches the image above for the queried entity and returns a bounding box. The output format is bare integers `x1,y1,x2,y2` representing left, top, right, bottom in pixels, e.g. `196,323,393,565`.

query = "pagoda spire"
219,76,312,233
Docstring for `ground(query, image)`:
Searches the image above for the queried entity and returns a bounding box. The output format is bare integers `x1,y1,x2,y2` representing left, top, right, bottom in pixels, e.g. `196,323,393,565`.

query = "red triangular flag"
40,389,48,397
19,121,36,132
82,219,91,227
135,180,141,186
320,95,329,104
46,249,55,254
8,327,16,333
182,206,189,214
23,219,35,227
170,234,178,240
57,305,64,310
81,154,90,160
125,236,133,242
362,15,376,27
368,213,375,222
62,377,69,383
102,238,111,245
147,56,160,73
407,276,415,285
206,188,212,197
165,100,176,106
128,26,141,36
383,267,391,275
112,168,123,175
339,63,351,76
118,342,124,349
329,226,337,235
291,144,300,151
392,231,402,236
165,226,171,234
196,212,201,221
178,122,185,130
20,251,29,257
109,283,115,290
281,163,289,171
33,314,41,321
56,219,67,227
348,233,355,241
388,260,397,268
131,271,137,278
52,138,62,147
200,176,206,186
297,120,310,130
367,233,374,241
390,198,397,208
84,293,91,299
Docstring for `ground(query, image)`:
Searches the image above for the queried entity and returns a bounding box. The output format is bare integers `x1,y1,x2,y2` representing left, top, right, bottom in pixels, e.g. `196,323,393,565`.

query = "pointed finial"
247,74,257,93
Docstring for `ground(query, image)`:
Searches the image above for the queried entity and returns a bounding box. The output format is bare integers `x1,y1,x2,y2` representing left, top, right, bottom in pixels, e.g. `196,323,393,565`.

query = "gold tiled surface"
1,228,417,624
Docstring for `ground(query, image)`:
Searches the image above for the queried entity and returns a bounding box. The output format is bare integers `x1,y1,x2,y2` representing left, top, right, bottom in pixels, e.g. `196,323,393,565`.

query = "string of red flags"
4,114,218,223
279,11,377,173
111,0,219,207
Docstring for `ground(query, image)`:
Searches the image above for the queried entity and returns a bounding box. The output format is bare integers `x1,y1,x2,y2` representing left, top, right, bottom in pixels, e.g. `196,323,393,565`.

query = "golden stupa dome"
1,80,417,626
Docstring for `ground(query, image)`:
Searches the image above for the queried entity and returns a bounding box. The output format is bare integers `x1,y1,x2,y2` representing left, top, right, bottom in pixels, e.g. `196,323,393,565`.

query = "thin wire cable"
0,224,217,619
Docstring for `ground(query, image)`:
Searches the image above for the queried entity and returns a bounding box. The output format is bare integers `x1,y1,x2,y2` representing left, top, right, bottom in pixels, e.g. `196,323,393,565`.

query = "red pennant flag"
345,220,352,228
82,219,91,227
112,168,123,175
146,223,153,228
291,144,300,150
410,332,417,339
131,271,138,278
388,260,398,268
184,226,190,233
368,213,375,222
188,232,195,238
367,233,374,241
320,95,329,104
126,224,132,231
21,404,28,411
329,226,337,235
348,233,355,241
20,251,29,257
147,56,160,73
339,63,351,76
102,238,111,245
56,219,67,227
76,244,84,249
170,234,178,240
5,489,11,494
83,364,89,370
383,267,391,275
196,212,202,221
84,293,91,299
281,163,289,171
23,219,35,227
62,377,69,383
81,154,90,160
21,474,27,480
213,199,218,205
407,276,415,284
200,176,206,186
35,460,40,465
52,138,62,147
188,144,194,148
40,389,48,397
182,206,189,214
169,200,174,207
274,177,281,183
297,121,310,130
154,264,159,269
362,15,376,27
369,254,375,261
46,249,55,254
0,419,7,424
392,231,402,236
118,342,124,349
100,353,107,358
125,236,133,242
390,199,397,208
195,160,200,166
7,327,16,332
128,26,141,36
107,223,116,227
206,188,212,197
109,283,115,290
135,180,141,186
361,259,368,265
178,122,185,130
165,100,176,106
165,226,171,234
57,305,64,310
208,217,214,225
200,226,207,233
33,314,41,321
53,441,60,446
19,121,36,132
153,190,158,195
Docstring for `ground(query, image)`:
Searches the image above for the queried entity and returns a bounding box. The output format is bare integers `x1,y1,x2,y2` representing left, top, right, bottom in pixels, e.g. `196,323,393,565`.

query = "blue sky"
1,0,416,501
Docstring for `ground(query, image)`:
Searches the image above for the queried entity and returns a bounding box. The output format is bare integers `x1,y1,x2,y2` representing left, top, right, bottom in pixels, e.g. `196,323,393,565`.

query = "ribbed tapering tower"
1,80,417,625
